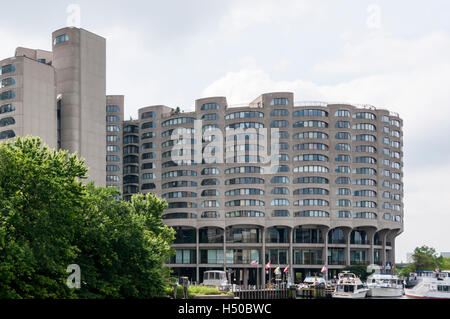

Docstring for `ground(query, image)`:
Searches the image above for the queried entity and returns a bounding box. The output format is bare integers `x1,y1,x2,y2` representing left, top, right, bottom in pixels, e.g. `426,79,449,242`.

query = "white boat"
366,273,404,297
202,270,230,290
405,272,450,299
332,271,370,299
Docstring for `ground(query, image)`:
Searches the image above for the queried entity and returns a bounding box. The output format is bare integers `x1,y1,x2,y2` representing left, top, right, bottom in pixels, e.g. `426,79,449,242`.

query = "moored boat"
405,272,450,299
332,271,369,299
366,273,404,297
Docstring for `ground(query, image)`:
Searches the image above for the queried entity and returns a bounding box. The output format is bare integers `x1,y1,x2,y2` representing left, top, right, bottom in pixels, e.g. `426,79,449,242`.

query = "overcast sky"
2,0,449,262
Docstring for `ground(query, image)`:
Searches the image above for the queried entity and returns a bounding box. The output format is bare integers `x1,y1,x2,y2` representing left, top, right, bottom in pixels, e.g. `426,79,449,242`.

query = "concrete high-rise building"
52,27,106,185
125,92,404,286
106,95,124,191
0,27,110,187
0,49,57,148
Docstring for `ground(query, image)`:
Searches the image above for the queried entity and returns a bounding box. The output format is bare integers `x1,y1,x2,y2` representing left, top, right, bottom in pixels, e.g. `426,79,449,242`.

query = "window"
335,121,350,129
201,189,219,197
106,155,120,162
270,98,289,105
293,109,328,117
226,177,264,185
106,125,120,132
106,165,120,171
141,121,155,129
270,176,290,184
142,142,155,150
201,103,219,111
293,120,328,128
353,112,376,120
335,166,350,173
294,210,329,217
294,188,329,195
0,129,15,139
106,145,119,153
335,132,351,140
273,210,290,217
270,120,289,128
1,77,15,88
0,90,15,101
335,143,351,151
106,175,120,182
142,132,156,139
162,117,195,127
202,178,220,186
294,199,329,206
293,143,328,151
226,122,264,130
337,211,351,218
106,135,120,142
141,111,155,119
201,113,219,121
106,105,120,112
270,109,289,117
141,152,155,160
226,210,264,218
294,154,328,162
0,64,15,75
106,115,120,122
271,187,289,195
54,34,69,45
352,123,376,131
293,131,328,139
225,199,264,207
271,198,290,206
294,165,329,173
335,154,351,162
201,167,220,175
334,110,350,117
294,176,328,184
225,111,264,120
0,104,15,114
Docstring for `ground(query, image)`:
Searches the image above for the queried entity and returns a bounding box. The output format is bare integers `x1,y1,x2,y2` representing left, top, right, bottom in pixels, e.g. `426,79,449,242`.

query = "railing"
294,101,328,107
232,285,294,299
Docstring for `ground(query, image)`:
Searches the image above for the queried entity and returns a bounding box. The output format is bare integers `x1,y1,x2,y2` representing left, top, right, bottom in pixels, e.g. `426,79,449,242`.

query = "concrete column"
368,229,376,265
381,232,387,269
345,229,351,266
261,227,266,286
323,228,329,280
196,228,199,283
223,227,227,272
289,227,293,282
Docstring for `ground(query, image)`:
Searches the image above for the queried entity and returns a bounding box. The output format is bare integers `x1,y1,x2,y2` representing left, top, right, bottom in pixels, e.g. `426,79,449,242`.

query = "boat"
405,272,450,299
406,270,435,288
332,271,370,299
202,270,230,290
366,273,404,297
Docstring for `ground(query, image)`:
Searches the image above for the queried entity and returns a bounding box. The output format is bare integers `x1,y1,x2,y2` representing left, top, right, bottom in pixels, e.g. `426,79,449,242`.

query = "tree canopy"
0,136,174,298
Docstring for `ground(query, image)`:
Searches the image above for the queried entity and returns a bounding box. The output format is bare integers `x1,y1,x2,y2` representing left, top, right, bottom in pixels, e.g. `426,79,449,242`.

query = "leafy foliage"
0,137,174,298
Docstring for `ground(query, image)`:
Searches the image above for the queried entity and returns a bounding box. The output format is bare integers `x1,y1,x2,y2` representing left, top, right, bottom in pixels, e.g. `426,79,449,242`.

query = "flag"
251,260,258,266
265,261,271,270
274,267,281,275
321,264,327,273
386,262,391,270
284,265,289,273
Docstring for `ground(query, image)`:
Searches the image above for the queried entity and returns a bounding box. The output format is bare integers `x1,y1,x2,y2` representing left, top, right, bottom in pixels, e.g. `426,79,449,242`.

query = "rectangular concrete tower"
52,27,106,186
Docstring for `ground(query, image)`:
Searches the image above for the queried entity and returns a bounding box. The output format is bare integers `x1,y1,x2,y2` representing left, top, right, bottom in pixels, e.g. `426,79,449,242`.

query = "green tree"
0,137,86,298
0,136,175,298
411,245,439,271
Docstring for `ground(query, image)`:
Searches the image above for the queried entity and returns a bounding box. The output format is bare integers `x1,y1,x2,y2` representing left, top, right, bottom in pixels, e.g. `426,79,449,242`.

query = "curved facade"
129,92,404,285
